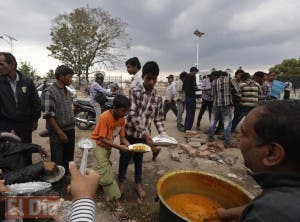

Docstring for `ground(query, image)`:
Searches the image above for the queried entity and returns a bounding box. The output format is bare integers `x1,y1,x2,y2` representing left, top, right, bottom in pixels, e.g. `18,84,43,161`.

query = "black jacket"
0,141,45,184
0,71,41,123
239,172,300,222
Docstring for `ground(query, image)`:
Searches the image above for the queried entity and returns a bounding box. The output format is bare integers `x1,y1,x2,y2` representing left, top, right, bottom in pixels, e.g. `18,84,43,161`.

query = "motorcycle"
73,98,113,130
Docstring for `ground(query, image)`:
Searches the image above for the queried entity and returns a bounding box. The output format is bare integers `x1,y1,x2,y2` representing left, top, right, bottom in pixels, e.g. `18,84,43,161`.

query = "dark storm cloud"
0,0,299,74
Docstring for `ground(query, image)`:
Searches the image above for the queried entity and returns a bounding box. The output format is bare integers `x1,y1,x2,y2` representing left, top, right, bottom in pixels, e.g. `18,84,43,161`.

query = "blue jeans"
118,135,144,184
208,106,233,144
184,97,196,130
231,106,253,132
176,100,185,127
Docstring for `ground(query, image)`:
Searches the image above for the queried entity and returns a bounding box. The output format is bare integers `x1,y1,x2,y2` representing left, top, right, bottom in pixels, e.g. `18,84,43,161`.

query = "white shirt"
130,71,143,89
7,73,19,103
165,81,176,101
285,81,293,91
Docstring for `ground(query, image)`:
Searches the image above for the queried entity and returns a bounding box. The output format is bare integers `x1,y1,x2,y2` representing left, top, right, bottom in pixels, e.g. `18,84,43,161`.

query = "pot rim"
156,170,255,220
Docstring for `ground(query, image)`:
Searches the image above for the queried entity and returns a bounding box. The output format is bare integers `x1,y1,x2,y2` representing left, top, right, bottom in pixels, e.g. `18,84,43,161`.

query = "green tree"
47,6,129,86
269,58,300,77
46,69,55,79
18,61,37,77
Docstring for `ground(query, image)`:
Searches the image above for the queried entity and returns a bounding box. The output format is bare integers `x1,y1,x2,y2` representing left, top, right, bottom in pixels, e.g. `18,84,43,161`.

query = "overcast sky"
1,0,299,78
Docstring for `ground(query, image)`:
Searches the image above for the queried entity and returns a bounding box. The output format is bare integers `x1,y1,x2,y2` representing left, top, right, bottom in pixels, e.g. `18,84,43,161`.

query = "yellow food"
131,144,148,151
166,193,222,222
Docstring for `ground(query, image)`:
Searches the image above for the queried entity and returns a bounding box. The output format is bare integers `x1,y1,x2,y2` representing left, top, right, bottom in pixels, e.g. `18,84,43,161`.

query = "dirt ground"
32,101,261,222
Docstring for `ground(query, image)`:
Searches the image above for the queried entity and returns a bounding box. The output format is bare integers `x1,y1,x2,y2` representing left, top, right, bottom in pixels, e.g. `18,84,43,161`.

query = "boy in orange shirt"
91,94,131,220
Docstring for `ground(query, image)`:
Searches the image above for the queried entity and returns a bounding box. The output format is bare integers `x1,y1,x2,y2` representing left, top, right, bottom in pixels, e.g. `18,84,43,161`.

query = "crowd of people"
0,51,300,222
165,67,295,148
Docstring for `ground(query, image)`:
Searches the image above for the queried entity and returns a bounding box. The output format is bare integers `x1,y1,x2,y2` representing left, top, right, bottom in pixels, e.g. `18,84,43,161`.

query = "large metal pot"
156,170,254,222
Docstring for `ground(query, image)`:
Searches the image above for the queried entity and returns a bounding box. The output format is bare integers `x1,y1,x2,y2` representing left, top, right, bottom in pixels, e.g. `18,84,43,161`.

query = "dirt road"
32,105,260,222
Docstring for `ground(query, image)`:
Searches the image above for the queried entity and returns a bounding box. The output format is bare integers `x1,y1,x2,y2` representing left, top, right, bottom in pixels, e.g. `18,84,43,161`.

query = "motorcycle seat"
76,100,92,107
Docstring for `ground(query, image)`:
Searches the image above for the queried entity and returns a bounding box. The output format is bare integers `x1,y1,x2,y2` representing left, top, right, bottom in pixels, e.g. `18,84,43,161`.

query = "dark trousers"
231,107,253,132
118,135,144,184
284,90,290,100
184,97,196,130
163,100,178,119
0,121,33,165
196,99,213,127
49,129,75,174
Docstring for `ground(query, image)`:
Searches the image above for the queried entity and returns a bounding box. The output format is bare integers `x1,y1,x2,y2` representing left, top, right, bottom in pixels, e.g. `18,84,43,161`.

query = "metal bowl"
156,170,254,222
5,182,52,195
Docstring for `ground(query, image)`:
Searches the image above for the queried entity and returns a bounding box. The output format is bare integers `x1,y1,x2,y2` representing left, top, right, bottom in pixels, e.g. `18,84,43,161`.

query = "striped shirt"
238,79,260,107
211,76,240,107
126,84,165,138
69,199,95,222
41,83,75,131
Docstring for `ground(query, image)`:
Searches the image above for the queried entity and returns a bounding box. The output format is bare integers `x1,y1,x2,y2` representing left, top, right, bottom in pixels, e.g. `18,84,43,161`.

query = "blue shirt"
89,81,111,103
270,80,285,99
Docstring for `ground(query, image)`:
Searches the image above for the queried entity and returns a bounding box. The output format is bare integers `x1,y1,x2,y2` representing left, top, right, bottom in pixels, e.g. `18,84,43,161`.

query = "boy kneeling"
91,94,131,220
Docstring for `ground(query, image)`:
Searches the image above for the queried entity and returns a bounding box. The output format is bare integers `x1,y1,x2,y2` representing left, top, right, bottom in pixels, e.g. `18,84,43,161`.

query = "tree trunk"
85,67,89,84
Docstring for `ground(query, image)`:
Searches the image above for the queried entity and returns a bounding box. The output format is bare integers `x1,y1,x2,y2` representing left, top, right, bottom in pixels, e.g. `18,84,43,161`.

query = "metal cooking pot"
156,170,254,222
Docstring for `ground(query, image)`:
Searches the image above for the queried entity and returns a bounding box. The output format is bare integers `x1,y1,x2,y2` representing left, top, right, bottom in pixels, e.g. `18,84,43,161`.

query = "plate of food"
128,143,151,153
6,182,52,195
42,165,65,183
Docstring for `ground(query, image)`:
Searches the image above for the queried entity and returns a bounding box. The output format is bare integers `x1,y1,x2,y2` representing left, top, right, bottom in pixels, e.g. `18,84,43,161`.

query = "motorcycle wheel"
75,110,94,130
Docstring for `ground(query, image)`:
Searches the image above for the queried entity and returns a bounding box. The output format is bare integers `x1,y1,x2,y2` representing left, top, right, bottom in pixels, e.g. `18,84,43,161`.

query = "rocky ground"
32,102,261,222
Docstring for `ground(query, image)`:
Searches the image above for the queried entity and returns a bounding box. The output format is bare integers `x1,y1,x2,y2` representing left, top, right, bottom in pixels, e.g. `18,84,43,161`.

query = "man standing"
231,72,260,132
183,66,198,131
208,71,240,148
175,71,187,131
89,72,111,122
0,52,41,145
163,74,178,120
196,72,216,130
217,100,300,222
126,57,143,89
118,61,165,202
284,78,293,100
41,65,75,174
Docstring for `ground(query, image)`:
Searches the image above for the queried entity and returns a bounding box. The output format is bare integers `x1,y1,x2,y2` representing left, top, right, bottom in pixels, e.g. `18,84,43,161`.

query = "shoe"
208,137,215,142
218,135,225,140
224,142,236,148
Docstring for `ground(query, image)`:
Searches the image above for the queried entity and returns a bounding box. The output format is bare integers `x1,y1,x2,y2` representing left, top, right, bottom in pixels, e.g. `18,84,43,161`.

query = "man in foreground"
218,100,300,221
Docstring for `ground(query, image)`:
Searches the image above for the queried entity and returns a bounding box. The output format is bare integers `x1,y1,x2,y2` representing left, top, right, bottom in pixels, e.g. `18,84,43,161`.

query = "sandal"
113,206,129,221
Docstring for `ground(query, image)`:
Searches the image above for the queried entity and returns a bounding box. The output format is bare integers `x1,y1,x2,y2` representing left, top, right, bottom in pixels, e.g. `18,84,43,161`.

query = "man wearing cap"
163,74,178,120
183,67,198,130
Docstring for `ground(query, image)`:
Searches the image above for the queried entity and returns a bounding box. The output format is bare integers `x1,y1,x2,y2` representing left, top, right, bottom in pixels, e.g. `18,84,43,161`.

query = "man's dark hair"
235,69,244,76
253,71,266,79
126,57,141,69
210,70,219,78
55,65,74,79
142,61,159,77
113,94,131,109
254,100,300,167
190,66,199,73
0,52,17,69
241,72,251,81
219,71,228,77
179,71,188,80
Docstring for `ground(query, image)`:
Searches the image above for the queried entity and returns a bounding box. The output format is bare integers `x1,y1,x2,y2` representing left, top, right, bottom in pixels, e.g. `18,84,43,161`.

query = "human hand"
120,145,130,152
0,180,8,193
32,122,38,131
144,134,154,147
69,161,100,201
39,148,48,159
58,132,69,143
43,162,58,174
217,205,246,221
